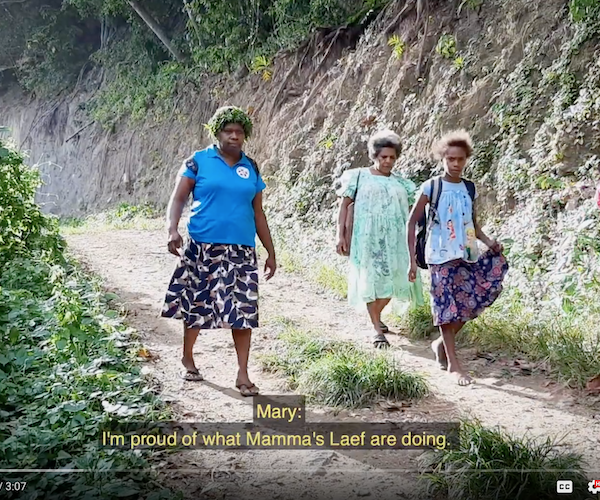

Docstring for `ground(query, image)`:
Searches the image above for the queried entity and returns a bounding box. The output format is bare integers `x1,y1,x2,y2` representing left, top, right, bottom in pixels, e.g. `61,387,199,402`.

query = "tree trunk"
127,0,185,62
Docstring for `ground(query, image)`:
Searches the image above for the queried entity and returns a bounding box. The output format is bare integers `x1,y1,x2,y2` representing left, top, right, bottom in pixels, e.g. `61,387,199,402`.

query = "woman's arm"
406,193,429,281
253,192,277,280
166,176,194,256
336,197,353,255
473,203,502,252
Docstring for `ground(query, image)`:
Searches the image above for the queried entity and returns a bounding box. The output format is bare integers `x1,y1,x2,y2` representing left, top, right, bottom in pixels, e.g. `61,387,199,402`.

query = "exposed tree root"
415,0,430,78
269,44,311,119
383,0,415,36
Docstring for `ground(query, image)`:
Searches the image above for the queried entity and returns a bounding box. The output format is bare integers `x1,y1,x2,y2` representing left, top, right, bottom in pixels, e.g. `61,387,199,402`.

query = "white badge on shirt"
236,166,250,179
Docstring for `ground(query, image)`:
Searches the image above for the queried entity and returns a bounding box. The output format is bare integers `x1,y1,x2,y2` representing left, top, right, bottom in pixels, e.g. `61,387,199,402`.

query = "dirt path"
66,229,600,499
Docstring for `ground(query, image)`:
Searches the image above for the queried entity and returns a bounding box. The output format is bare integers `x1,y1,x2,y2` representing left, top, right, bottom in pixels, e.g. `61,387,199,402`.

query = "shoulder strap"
184,155,199,176
246,155,260,175
426,176,443,227
430,176,443,210
463,179,476,201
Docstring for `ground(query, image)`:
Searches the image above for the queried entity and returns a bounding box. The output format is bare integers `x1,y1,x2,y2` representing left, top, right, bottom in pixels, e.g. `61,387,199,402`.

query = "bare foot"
431,337,448,370
449,369,473,386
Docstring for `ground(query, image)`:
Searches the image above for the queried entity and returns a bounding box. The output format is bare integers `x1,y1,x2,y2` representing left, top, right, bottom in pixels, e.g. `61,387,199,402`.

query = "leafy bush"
0,139,180,498
436,34,457,59
0,139,64,268
569,0,600,23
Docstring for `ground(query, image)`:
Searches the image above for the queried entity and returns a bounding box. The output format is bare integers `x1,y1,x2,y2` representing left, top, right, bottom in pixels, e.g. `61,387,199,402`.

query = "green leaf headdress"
204,106,253,139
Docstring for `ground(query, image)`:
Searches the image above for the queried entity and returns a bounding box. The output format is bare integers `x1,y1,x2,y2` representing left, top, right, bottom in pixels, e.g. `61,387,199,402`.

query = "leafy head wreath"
205,106,253,139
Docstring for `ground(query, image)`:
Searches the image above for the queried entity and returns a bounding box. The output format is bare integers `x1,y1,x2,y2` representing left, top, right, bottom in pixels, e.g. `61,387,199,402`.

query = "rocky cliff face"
1,0,599,308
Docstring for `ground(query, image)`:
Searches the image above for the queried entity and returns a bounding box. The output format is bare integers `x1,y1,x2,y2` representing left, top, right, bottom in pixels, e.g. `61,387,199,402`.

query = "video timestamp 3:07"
1,481,27,492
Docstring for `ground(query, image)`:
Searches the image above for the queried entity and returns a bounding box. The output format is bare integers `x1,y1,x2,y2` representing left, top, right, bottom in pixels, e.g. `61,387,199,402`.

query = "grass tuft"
314,263,348,298
260,325,429,408
299,347,429,408
420,419,589,500
398,304,437,339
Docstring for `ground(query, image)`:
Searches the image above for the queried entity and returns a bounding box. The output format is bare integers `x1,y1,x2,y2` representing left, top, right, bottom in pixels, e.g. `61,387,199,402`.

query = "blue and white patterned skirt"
161,239,259,330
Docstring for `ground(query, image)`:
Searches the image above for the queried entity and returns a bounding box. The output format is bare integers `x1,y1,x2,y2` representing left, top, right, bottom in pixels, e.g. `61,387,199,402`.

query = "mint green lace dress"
336,167,424,311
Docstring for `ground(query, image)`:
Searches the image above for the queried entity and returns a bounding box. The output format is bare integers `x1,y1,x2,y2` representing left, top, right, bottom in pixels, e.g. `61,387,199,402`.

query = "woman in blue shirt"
161,106,277,397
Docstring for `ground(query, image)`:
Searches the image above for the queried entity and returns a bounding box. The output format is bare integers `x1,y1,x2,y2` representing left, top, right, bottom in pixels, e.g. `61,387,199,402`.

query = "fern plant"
387,34,406,59
250,55,273,82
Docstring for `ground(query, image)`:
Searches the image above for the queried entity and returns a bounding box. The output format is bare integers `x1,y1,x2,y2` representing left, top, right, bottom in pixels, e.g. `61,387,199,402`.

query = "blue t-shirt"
179,145,266,247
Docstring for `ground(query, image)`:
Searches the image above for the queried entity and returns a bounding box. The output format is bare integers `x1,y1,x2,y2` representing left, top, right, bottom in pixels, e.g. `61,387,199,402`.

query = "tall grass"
393,303,437,339
259,324,429,408
399,290,600,388
420,419,589,500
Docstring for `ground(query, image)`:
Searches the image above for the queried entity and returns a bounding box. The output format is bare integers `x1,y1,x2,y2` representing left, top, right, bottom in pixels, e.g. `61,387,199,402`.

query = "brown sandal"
236,383,259,397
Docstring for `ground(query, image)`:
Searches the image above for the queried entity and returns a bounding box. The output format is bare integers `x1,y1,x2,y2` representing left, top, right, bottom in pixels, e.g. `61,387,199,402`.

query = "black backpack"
415,177,476,269
184,151,260,177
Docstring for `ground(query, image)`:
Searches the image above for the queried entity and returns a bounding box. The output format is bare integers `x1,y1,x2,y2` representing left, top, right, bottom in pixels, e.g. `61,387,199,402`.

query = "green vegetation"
398,289,600,388
0,139,178,498
60,203,162,234
0,140,64,268
569,0,600,23
314,263,348,298
260,321,429,408
435,34,457,59
457,0,484,15
420,419,588,500
250,55,273,82
388,34,406,59
396,303,437,340
0,0,389,129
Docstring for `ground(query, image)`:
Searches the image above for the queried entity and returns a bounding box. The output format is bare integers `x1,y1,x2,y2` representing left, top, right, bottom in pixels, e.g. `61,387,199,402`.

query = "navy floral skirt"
429,250,509,327
161,239,259,330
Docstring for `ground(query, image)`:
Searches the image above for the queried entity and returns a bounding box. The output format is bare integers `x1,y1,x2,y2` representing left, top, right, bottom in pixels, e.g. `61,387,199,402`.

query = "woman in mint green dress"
335,130,424,347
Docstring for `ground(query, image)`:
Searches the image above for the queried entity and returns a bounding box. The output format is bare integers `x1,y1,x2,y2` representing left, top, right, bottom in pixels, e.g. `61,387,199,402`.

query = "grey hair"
367,129,402,160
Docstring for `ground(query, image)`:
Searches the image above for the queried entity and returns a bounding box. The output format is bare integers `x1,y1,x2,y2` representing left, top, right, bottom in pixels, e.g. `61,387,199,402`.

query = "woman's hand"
408,261,418,283
167,230,183,256
487,239,504,253
264,254,277,281
336,236,348,256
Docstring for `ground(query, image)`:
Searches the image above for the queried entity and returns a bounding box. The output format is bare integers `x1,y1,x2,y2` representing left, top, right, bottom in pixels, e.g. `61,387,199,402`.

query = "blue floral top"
420,178,479,265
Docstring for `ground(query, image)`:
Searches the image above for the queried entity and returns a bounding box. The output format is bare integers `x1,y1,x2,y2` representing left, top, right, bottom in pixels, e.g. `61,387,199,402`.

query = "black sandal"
372,333,390,349
379,321,389,333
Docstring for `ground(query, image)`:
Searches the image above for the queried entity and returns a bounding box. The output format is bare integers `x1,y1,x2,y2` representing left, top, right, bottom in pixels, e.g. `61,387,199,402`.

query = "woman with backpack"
161,106,277,396
336,129,424,348
406,130,508,385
